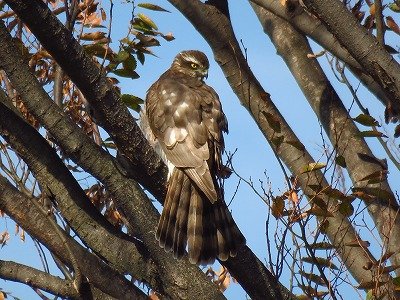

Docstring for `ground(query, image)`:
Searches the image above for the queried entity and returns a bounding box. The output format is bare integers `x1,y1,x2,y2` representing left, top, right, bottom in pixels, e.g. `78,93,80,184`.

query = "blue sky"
2,0,400,299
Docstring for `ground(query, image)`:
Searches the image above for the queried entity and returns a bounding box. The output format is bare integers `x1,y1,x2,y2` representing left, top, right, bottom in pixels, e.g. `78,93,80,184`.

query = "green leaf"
301,162,326,173
83,43,113,60
138,13,158,30
121,94,144,112
389,3,400,12
353,114,380,126
123,54,137,71
138,3,170,12
356,130,387,138
112,68,140,79
263,111,281,133
335,155,347,168
131,17,153,32
301,256,339,270
115,50,130,62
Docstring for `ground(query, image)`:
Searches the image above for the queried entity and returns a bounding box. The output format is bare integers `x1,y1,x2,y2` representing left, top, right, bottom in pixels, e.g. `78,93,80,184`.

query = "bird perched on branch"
142,50,245,264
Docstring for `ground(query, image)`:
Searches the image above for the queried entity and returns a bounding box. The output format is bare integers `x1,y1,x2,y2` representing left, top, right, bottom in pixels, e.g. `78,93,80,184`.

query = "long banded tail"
156,168,245,264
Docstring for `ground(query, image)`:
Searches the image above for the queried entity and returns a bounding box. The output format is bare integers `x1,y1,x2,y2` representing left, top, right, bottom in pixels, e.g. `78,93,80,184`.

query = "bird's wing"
146,77,225,202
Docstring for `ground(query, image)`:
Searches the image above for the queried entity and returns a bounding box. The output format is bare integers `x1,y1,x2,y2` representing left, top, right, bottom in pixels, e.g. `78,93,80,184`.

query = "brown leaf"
288,190,299,204
369,3,375,16
386,16,400,35
345,239,370,248
306,206,334,217
271,196,285,218
357,280,386,289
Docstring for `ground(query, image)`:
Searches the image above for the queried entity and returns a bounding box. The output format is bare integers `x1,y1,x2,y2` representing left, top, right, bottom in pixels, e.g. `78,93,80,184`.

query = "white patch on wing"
162,90,167,95
180,102,189,109
166,99,172,106
166,160,175,180
170,92,176,97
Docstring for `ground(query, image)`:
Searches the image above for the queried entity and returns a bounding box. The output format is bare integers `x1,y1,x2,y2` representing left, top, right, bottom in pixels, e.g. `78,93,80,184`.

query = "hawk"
142,50,245,264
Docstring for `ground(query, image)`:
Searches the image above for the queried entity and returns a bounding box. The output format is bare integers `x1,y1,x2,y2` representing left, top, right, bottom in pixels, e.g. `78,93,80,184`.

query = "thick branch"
0,19,225,300
168,0,377,287
249,0,392,108
0,260,80,299
301,0,400,117
252,4,400,287
0,175,146,300
3,0,167,201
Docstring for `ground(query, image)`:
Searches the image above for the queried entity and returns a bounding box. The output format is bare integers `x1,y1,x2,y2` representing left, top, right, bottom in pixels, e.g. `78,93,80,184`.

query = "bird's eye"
190,63,198,69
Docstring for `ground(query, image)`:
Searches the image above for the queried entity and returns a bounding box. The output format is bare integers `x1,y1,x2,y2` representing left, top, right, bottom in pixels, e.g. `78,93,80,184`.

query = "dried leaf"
161,32,175,41
262,111,281,133
386,16,400,35
345,239,370,248
285,140,305,151
359,170,388,183
379,251,395,263
309,195,328,210
357,280,386,289
357,153,387,169
271,135,284,149
288,190,299,204
369,3,376,16
100,7,106,21
271,196,285,218
338,201,354,217
307,205,334,217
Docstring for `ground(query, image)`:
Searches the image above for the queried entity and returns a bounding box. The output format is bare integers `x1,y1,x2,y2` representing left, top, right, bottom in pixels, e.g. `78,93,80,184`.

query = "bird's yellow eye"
190,63,198,69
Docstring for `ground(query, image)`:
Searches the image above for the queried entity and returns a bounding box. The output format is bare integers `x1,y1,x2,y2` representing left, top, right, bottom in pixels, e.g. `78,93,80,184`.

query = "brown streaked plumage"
143,50,245,264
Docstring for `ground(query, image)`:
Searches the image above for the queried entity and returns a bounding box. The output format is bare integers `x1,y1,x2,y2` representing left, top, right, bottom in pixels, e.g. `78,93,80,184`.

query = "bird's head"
172,50,210,81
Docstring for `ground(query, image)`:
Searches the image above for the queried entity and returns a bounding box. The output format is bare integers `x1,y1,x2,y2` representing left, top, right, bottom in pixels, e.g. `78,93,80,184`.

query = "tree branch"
168,0,378,288
0,260,80,299
249,0,392,109
0,19,225,300
301,0,400,119
3,0,167,201
0,174,147,300
252,4,400,289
